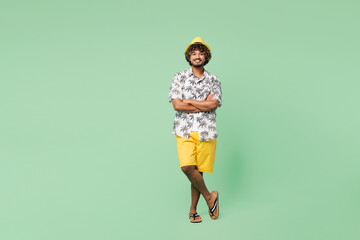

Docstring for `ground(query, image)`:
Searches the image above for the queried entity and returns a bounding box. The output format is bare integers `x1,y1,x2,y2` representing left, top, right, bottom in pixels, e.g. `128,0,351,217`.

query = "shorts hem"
179,164,213,173
179,163,197,168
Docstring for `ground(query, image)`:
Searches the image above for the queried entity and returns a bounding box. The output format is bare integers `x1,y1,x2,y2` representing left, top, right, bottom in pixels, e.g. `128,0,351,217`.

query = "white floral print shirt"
168,67,222,141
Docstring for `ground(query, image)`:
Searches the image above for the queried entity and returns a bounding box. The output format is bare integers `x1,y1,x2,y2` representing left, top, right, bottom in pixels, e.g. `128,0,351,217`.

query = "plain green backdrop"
1,0,359,239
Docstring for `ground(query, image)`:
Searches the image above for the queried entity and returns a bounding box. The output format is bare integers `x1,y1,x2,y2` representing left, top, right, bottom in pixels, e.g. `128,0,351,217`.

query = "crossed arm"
171,93,219,113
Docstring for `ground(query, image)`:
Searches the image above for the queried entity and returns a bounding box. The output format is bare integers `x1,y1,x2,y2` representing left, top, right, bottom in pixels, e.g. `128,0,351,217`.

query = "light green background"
1,0,359,239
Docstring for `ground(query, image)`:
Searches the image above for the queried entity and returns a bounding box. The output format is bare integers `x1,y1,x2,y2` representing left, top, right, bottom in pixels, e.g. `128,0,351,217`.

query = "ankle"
204,193,212,203
190,207,197,213
205,191,216,204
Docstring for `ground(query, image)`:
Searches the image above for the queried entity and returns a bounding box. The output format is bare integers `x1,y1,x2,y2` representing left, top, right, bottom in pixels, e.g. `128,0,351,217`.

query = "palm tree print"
213,89,220,95
172,88,180,96
180,114,187,120
180,124,189,133
200,131,209,139
211,133,218,139
189,79,196,86
199,120,207,128
169,67,222,141
179,75,186,84
208,125,216,131
185,86,193,92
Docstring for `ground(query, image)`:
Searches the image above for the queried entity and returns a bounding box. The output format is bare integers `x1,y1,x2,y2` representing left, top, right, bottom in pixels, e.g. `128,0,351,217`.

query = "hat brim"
185,42,210,52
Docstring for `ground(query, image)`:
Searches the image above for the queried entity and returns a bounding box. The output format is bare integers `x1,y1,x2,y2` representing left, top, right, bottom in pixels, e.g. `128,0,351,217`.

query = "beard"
191,60,205,67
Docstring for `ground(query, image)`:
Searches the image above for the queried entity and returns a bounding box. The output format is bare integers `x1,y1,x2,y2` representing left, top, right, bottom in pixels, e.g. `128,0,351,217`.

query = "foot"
189,212,202,223
206,191,217,208
208,191,219,220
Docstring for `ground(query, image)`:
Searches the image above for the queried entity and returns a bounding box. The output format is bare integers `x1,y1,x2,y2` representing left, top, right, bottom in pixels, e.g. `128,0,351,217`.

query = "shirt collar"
187,67,208,80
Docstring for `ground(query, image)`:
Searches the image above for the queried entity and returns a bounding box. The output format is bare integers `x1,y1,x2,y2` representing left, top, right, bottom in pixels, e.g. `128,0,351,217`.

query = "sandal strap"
209,199,218,214
189,213,199,219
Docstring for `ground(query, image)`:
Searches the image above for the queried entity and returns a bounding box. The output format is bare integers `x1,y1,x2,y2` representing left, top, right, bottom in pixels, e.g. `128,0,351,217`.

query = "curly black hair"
185,43,212,66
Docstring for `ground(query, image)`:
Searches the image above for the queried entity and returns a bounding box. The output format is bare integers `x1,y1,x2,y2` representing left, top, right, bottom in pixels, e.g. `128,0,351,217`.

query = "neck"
191,66,204,75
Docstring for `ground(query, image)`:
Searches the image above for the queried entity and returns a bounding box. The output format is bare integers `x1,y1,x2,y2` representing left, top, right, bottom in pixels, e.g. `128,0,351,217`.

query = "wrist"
183,99,192,104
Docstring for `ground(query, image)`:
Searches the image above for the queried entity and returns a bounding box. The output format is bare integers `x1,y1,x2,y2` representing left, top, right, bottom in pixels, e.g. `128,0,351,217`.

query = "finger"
207,93,214,100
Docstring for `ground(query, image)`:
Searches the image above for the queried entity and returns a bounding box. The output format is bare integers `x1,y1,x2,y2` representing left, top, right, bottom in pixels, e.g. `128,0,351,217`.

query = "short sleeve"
168,74,183,103
211,76,222,108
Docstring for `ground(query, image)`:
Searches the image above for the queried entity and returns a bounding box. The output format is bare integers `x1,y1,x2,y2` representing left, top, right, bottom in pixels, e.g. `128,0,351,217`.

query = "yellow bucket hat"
185,37,210,52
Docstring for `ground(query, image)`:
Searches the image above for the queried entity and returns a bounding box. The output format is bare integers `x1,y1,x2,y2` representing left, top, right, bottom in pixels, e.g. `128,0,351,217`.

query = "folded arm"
183,99,219,112
171,93,218,113
183,93,218,111
171,99,202,113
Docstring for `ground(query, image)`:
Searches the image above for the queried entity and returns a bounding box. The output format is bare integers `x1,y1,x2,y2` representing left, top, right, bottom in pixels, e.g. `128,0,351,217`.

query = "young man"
168,37,222,223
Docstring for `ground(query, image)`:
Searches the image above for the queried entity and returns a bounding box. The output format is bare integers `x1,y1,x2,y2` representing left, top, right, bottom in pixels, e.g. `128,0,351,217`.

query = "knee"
181,165,196,175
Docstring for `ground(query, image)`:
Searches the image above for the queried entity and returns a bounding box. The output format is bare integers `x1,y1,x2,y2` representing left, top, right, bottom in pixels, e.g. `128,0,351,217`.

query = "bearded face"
189,50,206,67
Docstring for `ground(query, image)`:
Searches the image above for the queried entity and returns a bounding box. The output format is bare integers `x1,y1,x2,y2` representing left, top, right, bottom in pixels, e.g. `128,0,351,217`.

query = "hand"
206,93,215,101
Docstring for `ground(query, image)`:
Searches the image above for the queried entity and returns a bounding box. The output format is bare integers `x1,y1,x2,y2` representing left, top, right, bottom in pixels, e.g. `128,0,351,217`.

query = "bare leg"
190,172,202,213
181,165,217,208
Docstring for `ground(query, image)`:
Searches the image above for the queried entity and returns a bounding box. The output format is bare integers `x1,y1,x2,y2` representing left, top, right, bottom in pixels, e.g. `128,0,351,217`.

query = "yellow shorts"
176,131,217,173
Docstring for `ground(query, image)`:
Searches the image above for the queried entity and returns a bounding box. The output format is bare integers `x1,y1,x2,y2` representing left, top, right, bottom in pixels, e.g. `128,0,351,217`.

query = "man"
168,37,222,223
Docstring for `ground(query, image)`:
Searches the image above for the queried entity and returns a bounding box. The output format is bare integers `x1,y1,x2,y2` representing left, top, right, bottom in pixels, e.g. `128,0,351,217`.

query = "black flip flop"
209,191,219,219
189,213,202,223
